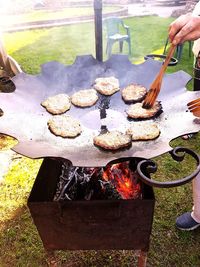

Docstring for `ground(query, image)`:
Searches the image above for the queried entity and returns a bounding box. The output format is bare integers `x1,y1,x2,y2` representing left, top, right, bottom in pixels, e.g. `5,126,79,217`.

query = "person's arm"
169,14,200,45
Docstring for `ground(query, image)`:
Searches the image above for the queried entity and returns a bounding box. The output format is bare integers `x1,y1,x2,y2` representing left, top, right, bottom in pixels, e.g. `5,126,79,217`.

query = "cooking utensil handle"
137,147,200,188
159,44,176,76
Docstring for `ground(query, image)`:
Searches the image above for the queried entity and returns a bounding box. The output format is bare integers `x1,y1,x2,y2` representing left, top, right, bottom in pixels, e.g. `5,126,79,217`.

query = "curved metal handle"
137,147,200,188
144,54,178,66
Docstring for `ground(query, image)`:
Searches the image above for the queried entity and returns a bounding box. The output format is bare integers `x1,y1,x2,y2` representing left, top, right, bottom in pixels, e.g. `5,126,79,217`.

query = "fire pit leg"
137,250,147,267
46,250,58,267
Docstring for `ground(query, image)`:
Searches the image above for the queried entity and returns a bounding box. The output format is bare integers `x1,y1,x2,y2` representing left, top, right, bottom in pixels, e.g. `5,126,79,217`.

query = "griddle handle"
137,147,200,188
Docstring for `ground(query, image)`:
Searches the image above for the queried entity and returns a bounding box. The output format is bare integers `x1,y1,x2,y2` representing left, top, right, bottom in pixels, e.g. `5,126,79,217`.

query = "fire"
103,162,141,200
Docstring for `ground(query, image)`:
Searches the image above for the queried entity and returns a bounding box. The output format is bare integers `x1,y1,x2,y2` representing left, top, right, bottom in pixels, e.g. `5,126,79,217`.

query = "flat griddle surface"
0,55,200,167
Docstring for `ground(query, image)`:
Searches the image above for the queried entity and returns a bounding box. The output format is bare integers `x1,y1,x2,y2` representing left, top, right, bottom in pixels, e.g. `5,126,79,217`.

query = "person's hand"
169,14,200,45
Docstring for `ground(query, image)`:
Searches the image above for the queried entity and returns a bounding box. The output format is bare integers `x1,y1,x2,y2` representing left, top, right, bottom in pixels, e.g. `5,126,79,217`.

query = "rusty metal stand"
46,250,58,267
137,250,147,267
137,147,200,188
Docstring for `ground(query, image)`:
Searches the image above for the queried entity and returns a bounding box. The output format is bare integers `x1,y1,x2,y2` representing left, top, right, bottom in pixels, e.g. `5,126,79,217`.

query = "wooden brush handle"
160,44,176,76
188,97,200,106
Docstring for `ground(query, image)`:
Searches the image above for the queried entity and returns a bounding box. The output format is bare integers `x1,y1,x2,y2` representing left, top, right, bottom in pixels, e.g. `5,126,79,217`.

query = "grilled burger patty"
41,94,71,115
121,84,147,103
48,114,82,138
71,89,98,107
93,131,132,150
126,121,160,140
126,101,162,119
94,76,120,96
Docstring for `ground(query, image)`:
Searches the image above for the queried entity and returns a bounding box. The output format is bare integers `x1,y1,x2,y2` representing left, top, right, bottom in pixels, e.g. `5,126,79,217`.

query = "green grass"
1,15,200,266
0,6,118,25
3,16,193,77
4,23,96,74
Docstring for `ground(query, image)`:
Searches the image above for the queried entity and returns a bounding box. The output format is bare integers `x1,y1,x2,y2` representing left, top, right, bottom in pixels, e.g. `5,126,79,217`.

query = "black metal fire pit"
27,147,200,267
28,157,155,253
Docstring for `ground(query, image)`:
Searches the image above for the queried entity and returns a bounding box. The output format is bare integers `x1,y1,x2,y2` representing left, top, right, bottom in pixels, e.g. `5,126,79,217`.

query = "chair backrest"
103,17,123,37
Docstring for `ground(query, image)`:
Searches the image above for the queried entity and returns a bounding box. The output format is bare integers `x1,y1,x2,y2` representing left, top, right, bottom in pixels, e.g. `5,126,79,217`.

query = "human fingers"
179,31,200,42
172,16,200,44
168,14,191,43
171,21,193,44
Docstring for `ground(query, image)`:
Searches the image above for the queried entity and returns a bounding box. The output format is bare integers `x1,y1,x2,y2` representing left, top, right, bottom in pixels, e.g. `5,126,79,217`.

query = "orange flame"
103,162,141,199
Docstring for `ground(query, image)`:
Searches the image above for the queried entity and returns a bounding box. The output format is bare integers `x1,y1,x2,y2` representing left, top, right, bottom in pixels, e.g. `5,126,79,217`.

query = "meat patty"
93,131,132,150
71,89,98,107
41,94,71,115
121,84,147,103
126,121,160,140
94,76,120,96
48,114,82,138
126,101,162,119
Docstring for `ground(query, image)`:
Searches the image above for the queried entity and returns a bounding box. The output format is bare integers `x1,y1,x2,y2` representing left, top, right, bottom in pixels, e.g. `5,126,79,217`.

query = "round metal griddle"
0,54,200,167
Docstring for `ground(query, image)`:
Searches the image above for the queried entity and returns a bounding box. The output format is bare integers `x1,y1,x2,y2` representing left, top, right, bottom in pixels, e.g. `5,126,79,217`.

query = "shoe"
181,134,194,140
176,212,200,231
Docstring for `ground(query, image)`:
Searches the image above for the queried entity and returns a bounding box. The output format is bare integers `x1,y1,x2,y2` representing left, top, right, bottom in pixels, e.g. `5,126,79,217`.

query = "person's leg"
182,54,200,139
176,173,200,230
191,173,200,223
193,51,200,91
192,53,200,222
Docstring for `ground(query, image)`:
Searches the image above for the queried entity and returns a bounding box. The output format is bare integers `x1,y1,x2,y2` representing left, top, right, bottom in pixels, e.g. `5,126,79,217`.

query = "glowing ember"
103,162,141,199
54,161,141,201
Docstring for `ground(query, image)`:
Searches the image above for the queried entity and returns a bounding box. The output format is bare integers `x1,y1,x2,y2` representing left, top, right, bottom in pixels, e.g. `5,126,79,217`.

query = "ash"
53,162,122,201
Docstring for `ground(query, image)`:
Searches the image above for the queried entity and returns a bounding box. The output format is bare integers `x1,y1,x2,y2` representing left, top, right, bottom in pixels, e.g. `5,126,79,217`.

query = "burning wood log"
54,160,141,201
103,161,142,200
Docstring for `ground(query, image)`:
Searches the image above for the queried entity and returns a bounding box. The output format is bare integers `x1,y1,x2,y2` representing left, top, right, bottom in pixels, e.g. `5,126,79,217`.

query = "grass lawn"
3,16,193,78
0,6,119,26
1,16,200,266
